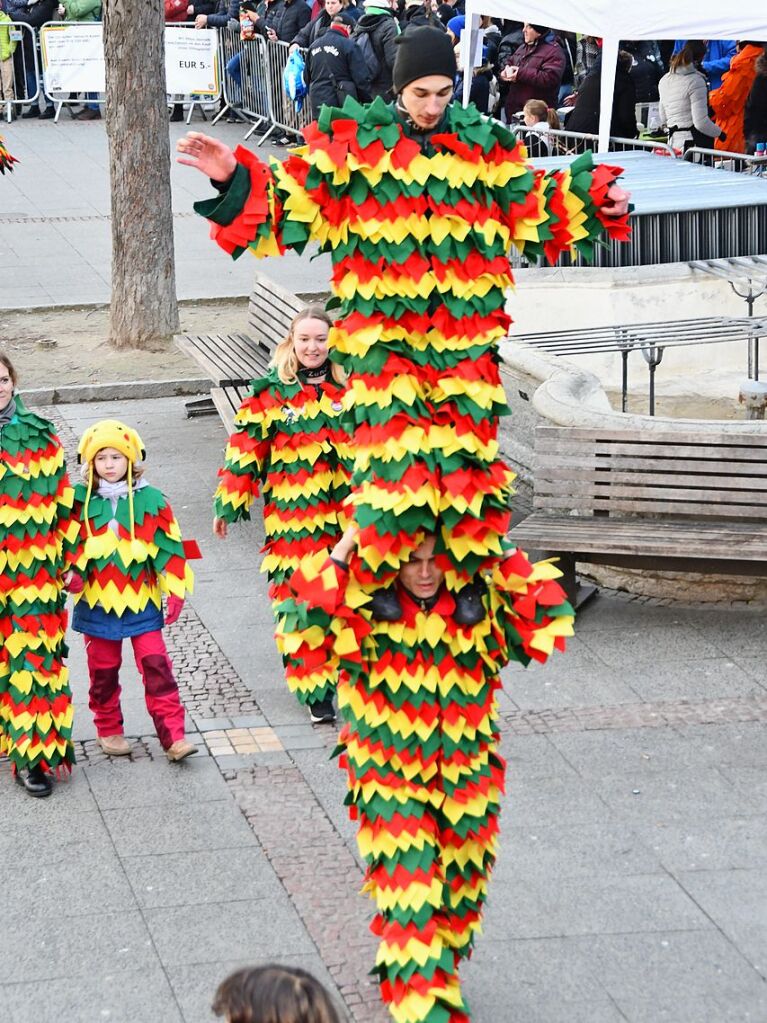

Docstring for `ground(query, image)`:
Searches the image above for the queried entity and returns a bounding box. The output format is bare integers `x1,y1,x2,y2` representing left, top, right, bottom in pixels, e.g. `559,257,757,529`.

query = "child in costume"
0,353,77,798
68,420,197,762
212,963,342,1023
213,305,351,725
179,27,630,1023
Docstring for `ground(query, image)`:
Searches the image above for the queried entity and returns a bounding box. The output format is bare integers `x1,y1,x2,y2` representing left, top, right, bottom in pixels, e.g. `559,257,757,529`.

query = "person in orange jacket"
711,41,765,153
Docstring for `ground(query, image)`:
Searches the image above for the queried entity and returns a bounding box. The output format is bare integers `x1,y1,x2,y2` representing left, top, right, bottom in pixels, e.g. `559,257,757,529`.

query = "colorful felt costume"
214,366,351,705
68,478,194,748
0,397,77,775
196,97,629,587
276,549,574,1023
195,95,628,1023
0,134,16,175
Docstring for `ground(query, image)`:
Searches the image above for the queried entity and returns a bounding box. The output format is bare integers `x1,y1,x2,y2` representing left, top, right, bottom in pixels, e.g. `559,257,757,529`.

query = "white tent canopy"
463,0,767,149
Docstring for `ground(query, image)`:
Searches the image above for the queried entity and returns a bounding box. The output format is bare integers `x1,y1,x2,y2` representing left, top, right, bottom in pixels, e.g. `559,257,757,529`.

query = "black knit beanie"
528,24,548,36
392,27,457,94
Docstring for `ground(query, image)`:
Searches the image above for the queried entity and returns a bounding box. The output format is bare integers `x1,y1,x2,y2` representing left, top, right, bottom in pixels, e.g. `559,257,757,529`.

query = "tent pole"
462,12,481,107
597,36,619,152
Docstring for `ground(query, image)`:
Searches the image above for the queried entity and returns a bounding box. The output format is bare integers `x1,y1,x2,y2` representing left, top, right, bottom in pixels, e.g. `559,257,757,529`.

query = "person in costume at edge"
0,353,77,798
275,524,573,1023
67,421,197,762
212,306,351,725
0,133,16,174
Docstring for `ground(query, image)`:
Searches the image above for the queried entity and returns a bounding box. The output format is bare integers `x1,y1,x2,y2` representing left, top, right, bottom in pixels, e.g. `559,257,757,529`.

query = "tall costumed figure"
178,27,630,1023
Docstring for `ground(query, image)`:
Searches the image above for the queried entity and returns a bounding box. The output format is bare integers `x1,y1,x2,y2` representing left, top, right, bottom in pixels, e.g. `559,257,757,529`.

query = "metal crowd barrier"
214,25,269,134
543,126,676,159
34,21,220,123
2,22,41,121
260,37,312,144
683,147,767,176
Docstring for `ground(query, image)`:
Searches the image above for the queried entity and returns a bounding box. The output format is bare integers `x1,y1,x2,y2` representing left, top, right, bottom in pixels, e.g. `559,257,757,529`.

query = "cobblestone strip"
502,694,767,735
224,763,390,1023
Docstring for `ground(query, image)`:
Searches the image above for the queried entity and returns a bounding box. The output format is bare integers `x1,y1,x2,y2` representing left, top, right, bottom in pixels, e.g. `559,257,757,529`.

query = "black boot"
368,587,403,621
308,697,336,724
453,578,488,626
15,764,53,798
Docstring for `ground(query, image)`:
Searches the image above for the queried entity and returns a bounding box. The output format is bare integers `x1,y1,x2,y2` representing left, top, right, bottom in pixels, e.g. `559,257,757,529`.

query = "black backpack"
355,29,382,80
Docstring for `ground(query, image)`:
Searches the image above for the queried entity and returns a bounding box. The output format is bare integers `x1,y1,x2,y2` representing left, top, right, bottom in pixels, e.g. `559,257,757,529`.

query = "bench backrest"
247,270,308,357
534,426,767,521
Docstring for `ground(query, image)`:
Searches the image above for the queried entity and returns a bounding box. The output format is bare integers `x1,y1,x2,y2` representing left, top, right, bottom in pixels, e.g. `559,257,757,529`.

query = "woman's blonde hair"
271,305,346,386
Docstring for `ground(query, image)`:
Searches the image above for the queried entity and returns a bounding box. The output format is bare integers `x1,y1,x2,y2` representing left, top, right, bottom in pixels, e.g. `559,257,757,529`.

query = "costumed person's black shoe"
368,587,403,621
309,698,336,724
453,578,488,626
15,764,53,798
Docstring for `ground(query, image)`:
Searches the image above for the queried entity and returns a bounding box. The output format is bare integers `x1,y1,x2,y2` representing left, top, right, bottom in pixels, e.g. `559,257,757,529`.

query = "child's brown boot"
98,735,131,756
166,739,198,763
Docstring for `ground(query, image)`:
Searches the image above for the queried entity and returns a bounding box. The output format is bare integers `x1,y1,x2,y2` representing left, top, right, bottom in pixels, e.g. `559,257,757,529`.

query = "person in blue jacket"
672,39,736,91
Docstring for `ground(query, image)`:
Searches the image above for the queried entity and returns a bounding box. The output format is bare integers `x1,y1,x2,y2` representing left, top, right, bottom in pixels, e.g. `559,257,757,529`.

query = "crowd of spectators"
1,0,765,157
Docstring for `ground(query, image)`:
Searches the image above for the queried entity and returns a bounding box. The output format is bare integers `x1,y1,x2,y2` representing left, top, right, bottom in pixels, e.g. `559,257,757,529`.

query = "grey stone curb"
21,378,209,405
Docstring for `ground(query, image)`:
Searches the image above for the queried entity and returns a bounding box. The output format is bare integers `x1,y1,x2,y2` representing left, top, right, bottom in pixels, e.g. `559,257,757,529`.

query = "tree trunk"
103,0,179,349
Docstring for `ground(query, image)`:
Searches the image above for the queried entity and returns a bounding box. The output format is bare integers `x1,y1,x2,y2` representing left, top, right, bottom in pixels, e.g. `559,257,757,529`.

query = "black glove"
718,129,727,143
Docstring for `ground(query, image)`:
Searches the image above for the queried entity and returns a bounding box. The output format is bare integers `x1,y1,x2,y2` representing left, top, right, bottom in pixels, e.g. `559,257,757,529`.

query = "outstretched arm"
502,150,631,265
177,132,325,259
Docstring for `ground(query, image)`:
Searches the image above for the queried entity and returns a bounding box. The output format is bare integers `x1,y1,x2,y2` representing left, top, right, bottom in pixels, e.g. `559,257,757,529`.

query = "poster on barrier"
165,27,219,96
39,23,220,99
40,23,105,93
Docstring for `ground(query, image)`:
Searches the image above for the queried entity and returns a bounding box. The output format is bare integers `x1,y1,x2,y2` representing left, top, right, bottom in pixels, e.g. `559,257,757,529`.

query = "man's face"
399,535,445,601
400,75,453,130
523,23,541,45
324,0,342,16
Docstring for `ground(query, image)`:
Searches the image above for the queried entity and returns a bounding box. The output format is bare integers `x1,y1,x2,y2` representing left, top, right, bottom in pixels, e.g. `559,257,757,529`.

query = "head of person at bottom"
271,304,345,386
211,964,342,1023
398,533,445,602
393,25,457,131
77,420,146,486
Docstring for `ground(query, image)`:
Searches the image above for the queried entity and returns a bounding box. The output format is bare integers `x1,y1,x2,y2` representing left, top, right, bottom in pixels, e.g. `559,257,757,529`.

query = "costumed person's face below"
293,317,330,370
94,447,129,484
401,75,454,131
399,535,445,600
0,366,13,407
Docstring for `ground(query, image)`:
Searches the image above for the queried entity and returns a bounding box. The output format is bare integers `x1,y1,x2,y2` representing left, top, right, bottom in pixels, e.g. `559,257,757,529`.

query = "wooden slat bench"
510,426,767,605
176,273,307,414
210,384,250,436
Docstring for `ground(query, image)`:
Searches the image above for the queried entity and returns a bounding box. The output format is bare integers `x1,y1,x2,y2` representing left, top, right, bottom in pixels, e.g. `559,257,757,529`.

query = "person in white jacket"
658,40,724,152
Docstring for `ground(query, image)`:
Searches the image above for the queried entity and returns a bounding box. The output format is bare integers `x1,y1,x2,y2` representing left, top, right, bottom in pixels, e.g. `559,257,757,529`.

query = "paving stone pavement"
1,395,766,1023
0,119,331,308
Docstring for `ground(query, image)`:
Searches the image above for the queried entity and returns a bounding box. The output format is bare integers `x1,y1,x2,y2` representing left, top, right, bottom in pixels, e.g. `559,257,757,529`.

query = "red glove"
66,572,84,594
165,595,184,625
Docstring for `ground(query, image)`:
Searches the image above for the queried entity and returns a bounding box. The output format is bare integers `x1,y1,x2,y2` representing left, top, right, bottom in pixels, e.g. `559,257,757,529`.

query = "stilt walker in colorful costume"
68,421,197,762
0,354,77,798
178,26,630,1023
212,305,351,724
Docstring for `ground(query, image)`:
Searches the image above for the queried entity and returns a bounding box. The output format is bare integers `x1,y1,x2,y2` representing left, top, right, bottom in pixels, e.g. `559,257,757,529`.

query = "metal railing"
683,147,767,176
2,22,41,121
541,126,676,159
260,37,311,144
